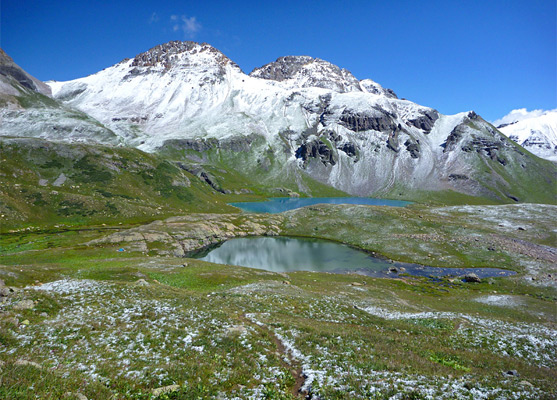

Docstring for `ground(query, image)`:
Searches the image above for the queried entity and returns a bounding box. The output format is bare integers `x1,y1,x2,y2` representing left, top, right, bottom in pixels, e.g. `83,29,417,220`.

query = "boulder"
152,384,181,397
0,279,9,297
13,299,35,310
463,273,481,283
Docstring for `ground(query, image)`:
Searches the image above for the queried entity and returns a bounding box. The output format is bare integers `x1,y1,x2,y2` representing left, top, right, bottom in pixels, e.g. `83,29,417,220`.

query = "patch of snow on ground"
359,303,557,369
474,295,523,307
30,279,102,295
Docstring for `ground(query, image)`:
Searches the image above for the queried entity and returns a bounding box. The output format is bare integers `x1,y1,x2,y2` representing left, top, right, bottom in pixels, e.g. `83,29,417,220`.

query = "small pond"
195,237,515,279
229,197,411,213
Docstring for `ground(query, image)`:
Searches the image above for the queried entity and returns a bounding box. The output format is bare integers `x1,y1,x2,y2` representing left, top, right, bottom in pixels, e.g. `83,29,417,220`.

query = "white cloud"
170,15,201,38
149,12,159,24
492,108,557,127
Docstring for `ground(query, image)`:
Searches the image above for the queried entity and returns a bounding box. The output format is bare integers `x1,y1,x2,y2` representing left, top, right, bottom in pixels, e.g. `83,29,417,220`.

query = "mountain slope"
0,137,240,231
12,40,554,203
0,48,117,144
497,110,557,162
0,48,51,98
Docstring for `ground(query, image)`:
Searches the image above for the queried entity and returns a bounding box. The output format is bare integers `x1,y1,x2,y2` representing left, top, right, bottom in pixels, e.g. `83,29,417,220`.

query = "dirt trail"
240,314,307,398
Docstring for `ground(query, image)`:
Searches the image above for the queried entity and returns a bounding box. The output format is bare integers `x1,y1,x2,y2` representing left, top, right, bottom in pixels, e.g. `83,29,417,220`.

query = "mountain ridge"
1,41,555,204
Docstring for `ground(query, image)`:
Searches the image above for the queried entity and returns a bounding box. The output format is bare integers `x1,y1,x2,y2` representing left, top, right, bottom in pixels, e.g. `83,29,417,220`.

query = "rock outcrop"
88,213,284,257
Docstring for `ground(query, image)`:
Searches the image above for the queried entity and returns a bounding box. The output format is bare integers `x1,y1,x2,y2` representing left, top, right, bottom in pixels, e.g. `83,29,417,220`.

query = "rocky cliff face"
2,41,552,203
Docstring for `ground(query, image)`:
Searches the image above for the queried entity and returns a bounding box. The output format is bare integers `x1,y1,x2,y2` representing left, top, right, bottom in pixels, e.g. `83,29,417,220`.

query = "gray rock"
234,188,253,194
52,173,67,187
295,139,337,166
13,299,35,310
0,286,10,297
136,279,149,286
407,109,439,133
503,370,519,377
339,109,396,133
404,139,420,158
152,384,181,396
463,273,481,283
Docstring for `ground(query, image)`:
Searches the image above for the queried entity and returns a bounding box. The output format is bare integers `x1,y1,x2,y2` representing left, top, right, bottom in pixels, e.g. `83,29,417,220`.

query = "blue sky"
2,0,555,121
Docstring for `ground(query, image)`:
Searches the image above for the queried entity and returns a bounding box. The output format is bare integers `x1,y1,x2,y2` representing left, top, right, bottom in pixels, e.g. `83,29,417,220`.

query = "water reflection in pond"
229,197,411,213
195,237,515,279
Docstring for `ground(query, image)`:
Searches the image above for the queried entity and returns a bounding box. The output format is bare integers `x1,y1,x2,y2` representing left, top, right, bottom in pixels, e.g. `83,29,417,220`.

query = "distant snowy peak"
125,41,242,77
250,55,397,97
497,110,557,162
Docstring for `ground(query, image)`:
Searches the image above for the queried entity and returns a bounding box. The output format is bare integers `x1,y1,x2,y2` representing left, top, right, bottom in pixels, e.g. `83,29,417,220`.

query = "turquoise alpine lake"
229,197,411,213
195,236,515,279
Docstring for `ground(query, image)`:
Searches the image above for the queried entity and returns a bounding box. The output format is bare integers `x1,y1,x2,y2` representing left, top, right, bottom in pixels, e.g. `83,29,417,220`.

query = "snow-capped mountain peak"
127,41,242,76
